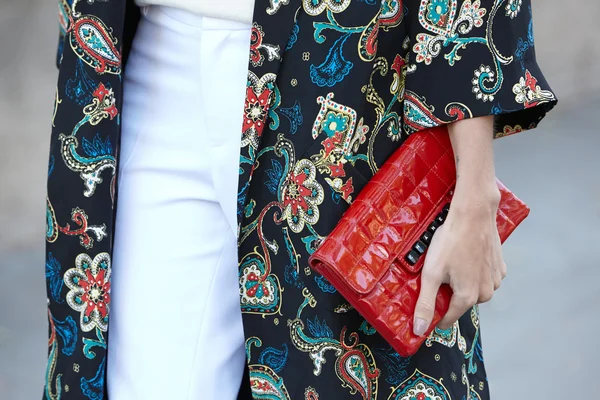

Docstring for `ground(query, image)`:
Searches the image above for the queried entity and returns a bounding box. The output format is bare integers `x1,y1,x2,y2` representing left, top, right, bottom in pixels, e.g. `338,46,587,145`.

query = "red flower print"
321,136,338,158
243,85,271,138
327,163,346,178
524,69,538,91
93,83,108,101
64,252,112,332
250,24,264,66
392,54,405,76
280,159,324,233
282,170,312,215
340,177,354,201
104,104,118,120
245,271,271,299
90,82,118,121
80,268,111,319
512,69,556,108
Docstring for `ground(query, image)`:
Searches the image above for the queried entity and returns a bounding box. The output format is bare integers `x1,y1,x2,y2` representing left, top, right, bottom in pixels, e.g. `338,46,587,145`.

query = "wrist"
451,181,500,216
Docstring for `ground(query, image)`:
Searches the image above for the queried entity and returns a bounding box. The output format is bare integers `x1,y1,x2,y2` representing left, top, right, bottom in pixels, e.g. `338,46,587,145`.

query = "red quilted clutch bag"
308,126,530,357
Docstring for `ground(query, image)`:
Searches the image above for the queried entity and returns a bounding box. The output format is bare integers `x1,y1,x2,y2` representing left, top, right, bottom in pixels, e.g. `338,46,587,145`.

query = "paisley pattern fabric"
45,0,556,398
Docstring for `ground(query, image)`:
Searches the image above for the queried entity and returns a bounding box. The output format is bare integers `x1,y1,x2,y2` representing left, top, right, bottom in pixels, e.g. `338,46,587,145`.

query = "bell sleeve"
402,0,557,138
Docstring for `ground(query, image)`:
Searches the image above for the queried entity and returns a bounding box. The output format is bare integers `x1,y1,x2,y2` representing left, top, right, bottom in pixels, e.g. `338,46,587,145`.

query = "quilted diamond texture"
309,126,530,356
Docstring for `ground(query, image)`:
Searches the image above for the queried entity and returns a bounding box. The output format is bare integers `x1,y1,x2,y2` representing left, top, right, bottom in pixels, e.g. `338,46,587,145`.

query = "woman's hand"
412,115,507,336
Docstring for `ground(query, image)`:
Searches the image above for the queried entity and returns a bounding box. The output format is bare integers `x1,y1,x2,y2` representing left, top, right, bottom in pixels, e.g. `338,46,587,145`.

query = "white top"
135,0,255,24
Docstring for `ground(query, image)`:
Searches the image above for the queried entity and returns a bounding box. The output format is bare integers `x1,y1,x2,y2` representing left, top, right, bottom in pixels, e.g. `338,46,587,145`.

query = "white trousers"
107,7,249,399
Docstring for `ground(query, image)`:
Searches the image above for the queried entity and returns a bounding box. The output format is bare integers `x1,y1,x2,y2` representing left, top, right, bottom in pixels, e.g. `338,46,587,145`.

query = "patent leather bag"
308,126,530,357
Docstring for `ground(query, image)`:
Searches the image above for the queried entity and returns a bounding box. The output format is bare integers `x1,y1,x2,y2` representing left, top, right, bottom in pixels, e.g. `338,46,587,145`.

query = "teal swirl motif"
258,344,289,373
310,33,354,87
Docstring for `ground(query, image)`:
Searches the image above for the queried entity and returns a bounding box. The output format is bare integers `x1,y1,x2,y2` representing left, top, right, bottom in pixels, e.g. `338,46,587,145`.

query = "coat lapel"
236,0,302,229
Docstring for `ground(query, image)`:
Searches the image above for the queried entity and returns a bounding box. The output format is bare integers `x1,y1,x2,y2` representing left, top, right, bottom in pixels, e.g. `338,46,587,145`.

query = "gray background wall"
1,0,599,399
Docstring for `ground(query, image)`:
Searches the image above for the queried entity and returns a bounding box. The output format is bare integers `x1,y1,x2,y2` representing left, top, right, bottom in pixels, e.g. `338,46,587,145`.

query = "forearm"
447,116,500,213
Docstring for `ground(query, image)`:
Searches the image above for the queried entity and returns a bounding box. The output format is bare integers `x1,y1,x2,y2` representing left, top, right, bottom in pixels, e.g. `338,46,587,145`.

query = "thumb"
413,257,443,337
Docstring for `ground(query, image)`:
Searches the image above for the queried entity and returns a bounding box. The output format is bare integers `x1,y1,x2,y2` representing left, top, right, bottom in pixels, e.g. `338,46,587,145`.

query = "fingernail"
414,318,429,336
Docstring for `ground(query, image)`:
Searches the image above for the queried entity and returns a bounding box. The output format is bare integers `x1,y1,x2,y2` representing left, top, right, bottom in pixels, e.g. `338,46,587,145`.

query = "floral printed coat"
44,0,556,399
